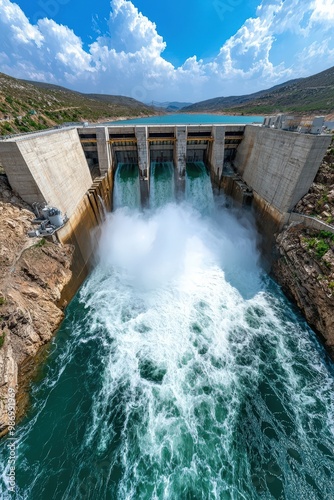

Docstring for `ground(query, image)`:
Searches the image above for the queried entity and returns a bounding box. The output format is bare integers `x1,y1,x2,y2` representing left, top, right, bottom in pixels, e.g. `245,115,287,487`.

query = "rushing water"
186,162,214,215
150,162,175,209
113,163,141,209
1,174,334,499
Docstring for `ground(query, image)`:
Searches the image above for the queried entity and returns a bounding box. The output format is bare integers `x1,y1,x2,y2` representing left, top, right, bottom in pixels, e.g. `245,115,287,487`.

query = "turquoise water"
113,163,141,209
150,162,175,209
1,173,334,499
185,162,214,215
106,114,263,125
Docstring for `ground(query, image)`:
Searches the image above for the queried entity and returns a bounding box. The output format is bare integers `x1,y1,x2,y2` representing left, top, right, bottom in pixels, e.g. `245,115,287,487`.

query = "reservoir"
1,168,334,499
106,113,264,125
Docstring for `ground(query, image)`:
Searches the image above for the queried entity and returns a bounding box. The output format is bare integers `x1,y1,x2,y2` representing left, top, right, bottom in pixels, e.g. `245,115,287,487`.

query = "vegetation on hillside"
183,66,334,115
0,72,158,136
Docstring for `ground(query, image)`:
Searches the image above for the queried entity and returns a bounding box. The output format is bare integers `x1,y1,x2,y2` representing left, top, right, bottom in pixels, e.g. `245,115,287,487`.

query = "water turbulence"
150,162,175,209
186,161,214,214
1,198,334,499
113,163,141,209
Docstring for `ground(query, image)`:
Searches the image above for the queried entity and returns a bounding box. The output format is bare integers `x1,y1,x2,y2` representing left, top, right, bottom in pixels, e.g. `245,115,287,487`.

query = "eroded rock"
0,175,73,437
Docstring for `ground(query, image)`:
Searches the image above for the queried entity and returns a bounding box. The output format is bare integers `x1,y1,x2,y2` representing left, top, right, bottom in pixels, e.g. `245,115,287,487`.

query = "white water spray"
3,182,334,500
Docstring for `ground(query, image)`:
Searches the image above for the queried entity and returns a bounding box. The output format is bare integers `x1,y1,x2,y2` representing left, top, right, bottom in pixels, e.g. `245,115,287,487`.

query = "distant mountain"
0,73,158,136
182,66,334,115
150,101,193,111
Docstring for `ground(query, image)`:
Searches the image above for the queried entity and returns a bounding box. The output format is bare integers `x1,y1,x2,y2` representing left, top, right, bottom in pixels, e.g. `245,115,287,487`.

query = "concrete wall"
135,126,148,176
234,126,331,213
176,126,187,175
287,212,334,234
95,127,111,175
211,126,225,176
0,142,44,202
57,168,113,301
0,129,92,217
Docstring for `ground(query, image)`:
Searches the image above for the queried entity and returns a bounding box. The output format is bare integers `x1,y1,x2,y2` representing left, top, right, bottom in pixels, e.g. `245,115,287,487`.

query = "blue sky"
1,0,334,102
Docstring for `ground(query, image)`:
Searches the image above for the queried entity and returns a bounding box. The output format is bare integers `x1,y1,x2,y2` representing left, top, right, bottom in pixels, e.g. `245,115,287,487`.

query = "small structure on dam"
0,121,331,281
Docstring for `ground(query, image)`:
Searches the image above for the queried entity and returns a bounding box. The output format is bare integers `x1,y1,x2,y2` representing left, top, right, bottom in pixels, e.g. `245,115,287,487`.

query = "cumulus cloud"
0,0,334,100
311,0,334,23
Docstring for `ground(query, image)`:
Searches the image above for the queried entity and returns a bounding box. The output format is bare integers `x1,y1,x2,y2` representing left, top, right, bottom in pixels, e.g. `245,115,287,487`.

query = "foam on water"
1,202,334,499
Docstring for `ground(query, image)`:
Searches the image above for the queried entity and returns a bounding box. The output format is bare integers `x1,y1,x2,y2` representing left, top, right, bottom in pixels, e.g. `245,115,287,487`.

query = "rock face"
294,142,334,224
273,225,334,357
0,175,73,437
273,137,334,359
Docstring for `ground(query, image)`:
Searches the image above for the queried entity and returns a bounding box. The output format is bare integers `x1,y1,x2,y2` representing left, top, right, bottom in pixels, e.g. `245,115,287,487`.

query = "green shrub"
35,238,46,247
319,231,334,241
3,123,13,132
316,240,329,258
304,231,334,259
306,238,317,249
0,333,5,349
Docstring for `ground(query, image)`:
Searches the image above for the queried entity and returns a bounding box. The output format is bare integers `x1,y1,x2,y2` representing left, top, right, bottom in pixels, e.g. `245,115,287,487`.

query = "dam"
0,121,334,498
0,122,331,275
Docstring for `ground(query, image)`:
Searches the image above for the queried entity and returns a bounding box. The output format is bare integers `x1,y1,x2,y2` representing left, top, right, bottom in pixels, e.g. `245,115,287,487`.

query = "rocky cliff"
273,138,334,358
273,226,334,356
0,174,73,437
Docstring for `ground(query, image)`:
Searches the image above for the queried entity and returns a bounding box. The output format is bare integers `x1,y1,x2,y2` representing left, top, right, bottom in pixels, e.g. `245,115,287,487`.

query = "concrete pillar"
135,127,148,176
175,126,187,176
95,127,111,175
135,126,149,206
211,126,225,179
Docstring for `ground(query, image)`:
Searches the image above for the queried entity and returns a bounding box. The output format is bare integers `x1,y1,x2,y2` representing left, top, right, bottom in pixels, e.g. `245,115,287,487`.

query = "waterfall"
113,163,141,209
150,161,175,209
185,161,214,214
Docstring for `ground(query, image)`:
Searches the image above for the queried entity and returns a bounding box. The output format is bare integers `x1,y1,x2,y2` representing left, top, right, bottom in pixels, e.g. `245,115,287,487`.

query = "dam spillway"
113,163,141,210
0,121,333,498
150,161,175,209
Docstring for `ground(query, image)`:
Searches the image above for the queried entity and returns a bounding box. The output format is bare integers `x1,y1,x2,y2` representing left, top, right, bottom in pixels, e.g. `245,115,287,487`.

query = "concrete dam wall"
234,125,331,215
0,128,112,295
0,123,331,288
0,128,92,217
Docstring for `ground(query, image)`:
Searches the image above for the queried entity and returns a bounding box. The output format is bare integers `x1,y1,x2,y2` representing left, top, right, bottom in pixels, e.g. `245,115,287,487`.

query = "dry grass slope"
183,66,334,115
0,72,158,136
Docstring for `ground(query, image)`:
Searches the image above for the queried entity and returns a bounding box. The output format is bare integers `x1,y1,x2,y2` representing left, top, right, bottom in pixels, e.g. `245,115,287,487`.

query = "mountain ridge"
0,73,158,136
182,66,334,115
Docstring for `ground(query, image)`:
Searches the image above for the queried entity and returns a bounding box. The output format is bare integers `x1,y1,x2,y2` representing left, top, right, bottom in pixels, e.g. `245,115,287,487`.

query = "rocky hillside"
295,140,334,224
273,137,334,357
0,174,73,436
183,65,334,115
0,72,158,136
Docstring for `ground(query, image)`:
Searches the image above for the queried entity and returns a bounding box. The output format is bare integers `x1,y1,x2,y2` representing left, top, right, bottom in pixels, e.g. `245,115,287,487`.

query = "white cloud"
0,0,43,47
37,19,92,72
310,0,334,23
0,0,333,101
